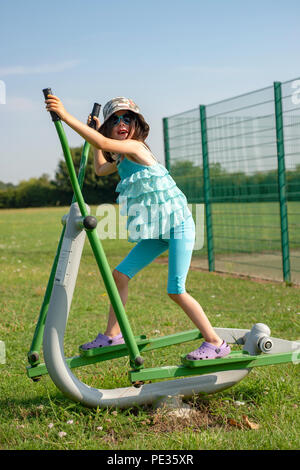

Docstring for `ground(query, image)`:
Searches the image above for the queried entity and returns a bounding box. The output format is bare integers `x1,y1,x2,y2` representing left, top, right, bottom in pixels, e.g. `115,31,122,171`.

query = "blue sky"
1,0,300,184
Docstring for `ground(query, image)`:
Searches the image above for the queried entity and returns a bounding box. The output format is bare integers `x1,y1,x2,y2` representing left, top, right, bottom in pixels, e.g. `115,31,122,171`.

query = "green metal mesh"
165,108,203,202
164,79,300,284
281,78,300,282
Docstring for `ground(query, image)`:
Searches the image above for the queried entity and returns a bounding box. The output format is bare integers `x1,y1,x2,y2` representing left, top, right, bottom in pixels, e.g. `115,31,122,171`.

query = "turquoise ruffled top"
115,154,191,243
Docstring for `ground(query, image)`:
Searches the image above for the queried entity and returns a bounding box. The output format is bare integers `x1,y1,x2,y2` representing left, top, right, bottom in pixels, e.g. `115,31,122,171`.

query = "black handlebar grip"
88,102,101,129
42,88,60,122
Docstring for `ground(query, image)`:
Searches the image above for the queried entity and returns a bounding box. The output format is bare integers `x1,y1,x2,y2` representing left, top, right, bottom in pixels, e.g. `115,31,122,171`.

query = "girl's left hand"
45,94,68,121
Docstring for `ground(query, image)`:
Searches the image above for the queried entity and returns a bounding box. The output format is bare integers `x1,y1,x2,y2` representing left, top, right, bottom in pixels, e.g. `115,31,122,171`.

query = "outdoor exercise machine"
26,88,300,408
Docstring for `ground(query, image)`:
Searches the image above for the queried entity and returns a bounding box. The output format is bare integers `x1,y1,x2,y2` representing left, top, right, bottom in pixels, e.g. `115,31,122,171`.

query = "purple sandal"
186,340,231,360
81,332,125,350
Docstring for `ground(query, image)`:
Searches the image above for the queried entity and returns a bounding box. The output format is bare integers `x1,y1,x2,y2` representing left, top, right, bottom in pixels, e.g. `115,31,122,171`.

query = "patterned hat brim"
100,97,145,129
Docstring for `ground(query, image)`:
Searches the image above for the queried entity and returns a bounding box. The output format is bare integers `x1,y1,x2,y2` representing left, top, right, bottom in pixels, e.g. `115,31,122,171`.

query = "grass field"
0,206,299,451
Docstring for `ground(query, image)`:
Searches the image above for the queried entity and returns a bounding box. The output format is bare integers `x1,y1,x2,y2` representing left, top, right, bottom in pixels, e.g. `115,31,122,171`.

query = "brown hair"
99,111,150,163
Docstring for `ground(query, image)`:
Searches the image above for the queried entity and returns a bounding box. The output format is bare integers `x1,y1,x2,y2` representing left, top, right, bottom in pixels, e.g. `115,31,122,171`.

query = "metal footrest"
79,335,148,358
27,330,203,380
181,350,253,368
129,350,297,383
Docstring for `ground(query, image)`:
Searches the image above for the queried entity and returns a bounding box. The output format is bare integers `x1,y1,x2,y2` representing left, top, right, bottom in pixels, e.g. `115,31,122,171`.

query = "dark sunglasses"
111,113,135,126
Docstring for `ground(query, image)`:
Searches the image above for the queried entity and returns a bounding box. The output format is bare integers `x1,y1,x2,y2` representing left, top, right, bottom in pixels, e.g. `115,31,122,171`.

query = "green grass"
0,206,299,450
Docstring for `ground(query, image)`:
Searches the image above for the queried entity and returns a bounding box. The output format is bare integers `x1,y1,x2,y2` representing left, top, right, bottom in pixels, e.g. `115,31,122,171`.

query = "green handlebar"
41,88,143,369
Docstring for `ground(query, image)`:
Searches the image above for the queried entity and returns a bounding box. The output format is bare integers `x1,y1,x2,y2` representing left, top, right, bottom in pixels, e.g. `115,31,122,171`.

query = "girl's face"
110,110,135,140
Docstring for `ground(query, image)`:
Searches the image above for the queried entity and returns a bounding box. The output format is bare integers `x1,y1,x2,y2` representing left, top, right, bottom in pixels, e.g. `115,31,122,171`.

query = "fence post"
273,81,291,283
200,105,215,271
163,117,170,171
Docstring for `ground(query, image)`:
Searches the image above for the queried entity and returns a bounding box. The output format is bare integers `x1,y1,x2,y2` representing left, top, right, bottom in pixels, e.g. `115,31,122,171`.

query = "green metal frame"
274,81,291,283
27,107,299,385
28,138,93,363
162,78,300,285
163,117,171,171
27,139,91,365
27,330,202,379
55,121,143,367
27,120,142,373
130,351,296,382
200,105,215,272
27,325,297,382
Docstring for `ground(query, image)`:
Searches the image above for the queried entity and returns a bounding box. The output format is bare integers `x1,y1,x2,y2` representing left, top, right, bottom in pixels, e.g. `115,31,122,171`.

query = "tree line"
0,146,120,208
1,152,299,209
171,161,300,202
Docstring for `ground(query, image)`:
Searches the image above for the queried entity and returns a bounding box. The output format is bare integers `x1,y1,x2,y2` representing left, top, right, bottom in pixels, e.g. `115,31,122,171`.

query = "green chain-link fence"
163,78,300,284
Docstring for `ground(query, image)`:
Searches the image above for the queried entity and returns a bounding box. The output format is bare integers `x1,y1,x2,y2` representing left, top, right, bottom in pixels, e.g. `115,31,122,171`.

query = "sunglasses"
110,113,135,126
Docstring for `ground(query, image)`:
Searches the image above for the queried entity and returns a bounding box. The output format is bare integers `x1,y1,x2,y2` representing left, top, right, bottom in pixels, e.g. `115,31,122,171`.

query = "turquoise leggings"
115,215,195,294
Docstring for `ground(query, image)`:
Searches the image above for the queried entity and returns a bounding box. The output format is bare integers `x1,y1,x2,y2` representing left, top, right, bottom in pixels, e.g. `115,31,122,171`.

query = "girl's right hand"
87,115,101,131
45,94,68,121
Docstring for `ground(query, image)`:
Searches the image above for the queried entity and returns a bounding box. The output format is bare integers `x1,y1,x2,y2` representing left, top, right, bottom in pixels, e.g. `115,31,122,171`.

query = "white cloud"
0,60,80,76
5,96,36,111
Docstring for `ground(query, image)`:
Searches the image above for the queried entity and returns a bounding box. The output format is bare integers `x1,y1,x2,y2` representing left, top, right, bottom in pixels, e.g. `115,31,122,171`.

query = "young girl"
45,94,230,360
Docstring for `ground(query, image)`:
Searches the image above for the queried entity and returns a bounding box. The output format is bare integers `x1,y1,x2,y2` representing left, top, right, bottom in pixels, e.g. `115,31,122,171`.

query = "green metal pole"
28,141,91,365
163,117,171,171
273,82,291,283
27,226,65,365
53,120,143,368
54,121,89,217
200,105,215,272
72,141,90,202
27,95,102,369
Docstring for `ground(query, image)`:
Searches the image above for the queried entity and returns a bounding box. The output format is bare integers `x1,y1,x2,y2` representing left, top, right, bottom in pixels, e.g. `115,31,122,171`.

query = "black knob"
134,356,144,366
83,215,97,230
28,352,39,364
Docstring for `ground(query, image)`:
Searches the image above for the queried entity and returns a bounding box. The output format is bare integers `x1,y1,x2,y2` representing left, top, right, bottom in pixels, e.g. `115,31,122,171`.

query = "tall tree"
54,146,120,203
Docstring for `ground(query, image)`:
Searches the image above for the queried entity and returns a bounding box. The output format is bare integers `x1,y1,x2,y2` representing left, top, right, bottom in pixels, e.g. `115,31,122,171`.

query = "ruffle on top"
115,159,191,243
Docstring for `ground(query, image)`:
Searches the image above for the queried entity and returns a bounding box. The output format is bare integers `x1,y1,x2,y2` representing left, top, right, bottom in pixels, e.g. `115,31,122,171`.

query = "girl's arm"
88,115,118,176
45,94,141,157
94,150,118,176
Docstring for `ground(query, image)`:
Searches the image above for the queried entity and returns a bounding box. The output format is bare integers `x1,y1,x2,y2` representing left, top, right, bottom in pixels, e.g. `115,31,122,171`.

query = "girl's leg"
104,269,130,337
105,238,169,337
81,269,129,350
168,293,222,346
167,216,223,346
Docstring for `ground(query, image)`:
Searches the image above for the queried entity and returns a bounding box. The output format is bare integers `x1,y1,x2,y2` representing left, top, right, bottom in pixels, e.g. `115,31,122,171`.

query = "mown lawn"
0,207,299,450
